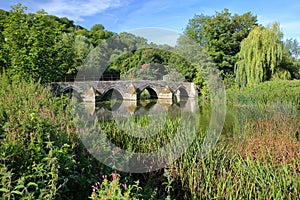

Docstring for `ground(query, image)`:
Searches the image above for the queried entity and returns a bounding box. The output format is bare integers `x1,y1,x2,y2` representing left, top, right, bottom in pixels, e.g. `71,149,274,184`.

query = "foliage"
78,32,148,80
90,172,142,200
110,45,205,87
235,23,285,86
185,8,258,74
169,94,300,199
175,34,216,90
0,4,113,83
237,113,299,165
58,33,94,77
284,38,300,60
0,73,72,199
2,4,68,83
1,71,299,199
172,144,299,199
226,80,300,106
89,24,115,46
0,9,8,71
0,73,109,199
114,47,195,82
281,39,300,79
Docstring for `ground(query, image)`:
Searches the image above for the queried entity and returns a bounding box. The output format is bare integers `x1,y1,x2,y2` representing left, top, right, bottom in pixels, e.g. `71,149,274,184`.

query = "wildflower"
121,183,127,189
92,185,96,193
112,171,117,180
26,133,29,137
7,127,10,132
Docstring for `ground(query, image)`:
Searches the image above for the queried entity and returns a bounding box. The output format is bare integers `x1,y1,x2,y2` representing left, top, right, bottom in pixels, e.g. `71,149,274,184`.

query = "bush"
226,80,300,106
0,73,104,199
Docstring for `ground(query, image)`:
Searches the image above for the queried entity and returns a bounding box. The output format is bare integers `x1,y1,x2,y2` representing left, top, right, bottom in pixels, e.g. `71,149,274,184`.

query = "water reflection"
94,98,199,120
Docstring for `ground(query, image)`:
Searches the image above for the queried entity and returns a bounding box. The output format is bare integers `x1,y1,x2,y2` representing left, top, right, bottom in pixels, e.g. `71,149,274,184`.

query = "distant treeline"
0,4,299,87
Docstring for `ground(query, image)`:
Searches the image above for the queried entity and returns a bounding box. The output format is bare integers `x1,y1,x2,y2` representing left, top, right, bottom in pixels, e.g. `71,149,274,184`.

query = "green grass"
227,80,300,106
1,75,299,199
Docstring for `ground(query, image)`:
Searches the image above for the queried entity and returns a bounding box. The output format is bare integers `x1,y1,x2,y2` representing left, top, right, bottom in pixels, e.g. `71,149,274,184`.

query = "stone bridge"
51,80,198,102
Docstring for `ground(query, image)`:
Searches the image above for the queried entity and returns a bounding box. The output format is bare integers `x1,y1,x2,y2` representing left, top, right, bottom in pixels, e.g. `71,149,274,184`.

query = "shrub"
0,73,103,199
226,80,300,106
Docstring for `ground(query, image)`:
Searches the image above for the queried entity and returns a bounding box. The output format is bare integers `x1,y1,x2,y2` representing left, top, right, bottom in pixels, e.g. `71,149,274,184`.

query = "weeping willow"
235,23,283,87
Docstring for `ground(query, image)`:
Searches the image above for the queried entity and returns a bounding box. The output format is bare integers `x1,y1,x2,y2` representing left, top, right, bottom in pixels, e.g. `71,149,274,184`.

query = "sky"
1,0,300,45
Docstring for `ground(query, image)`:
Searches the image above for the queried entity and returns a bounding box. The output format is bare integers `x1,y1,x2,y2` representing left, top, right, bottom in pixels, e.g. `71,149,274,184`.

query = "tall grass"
1,75,299,199
77,80,300,199
81,100,299,199
226,80,300,106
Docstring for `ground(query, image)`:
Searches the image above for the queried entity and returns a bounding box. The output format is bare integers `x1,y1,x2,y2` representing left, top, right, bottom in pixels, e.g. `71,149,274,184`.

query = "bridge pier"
157,85,173,99
83,85,96,103
123,84,137,100
81,85,96,115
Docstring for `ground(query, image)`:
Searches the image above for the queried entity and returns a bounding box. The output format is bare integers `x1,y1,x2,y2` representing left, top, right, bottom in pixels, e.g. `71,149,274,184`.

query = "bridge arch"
61,86,83,102
175,86,189,102
99,88,123,101
138,85,158,100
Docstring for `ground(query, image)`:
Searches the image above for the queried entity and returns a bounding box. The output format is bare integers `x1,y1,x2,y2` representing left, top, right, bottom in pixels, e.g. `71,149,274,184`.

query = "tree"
281,38,300,79
89,24,114,46
235,23,284,86
0,9,8,72
2,4,65,83
185,9,258,75
56,33,94,77
284,38,300,60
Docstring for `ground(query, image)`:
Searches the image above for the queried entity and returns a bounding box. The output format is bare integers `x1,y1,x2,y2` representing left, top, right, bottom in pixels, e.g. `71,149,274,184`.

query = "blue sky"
1,0,300,44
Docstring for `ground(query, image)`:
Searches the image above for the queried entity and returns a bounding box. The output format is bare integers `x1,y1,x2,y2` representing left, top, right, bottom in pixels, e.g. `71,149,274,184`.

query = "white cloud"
37,0,123,21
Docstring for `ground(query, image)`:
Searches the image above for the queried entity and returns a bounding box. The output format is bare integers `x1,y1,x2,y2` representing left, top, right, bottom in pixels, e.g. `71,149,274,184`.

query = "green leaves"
2,4,65,83
185,9,258,74
89,24,114,46
235,23,284,86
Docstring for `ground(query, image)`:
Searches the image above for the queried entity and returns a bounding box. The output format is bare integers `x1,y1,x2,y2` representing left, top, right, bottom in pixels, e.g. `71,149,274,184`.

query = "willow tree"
235,23,284,86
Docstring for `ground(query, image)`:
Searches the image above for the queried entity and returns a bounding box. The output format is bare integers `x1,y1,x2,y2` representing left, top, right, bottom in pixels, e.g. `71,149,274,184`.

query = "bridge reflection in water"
83,98,198,121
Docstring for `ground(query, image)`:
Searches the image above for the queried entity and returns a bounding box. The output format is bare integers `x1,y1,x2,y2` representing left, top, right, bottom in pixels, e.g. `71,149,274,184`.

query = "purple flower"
26,133,29,137
112,171,117,180
121,183,127,188
7,128,10,132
